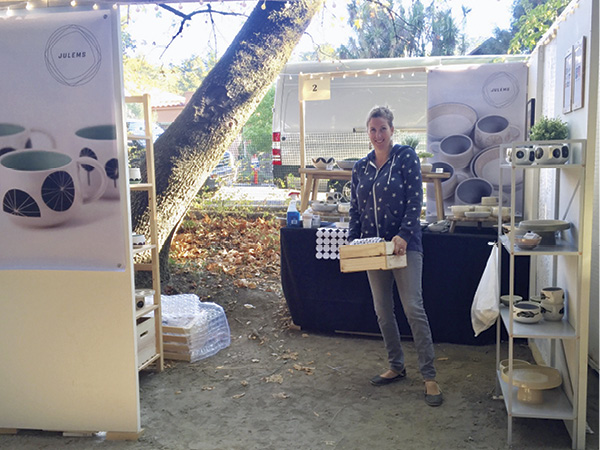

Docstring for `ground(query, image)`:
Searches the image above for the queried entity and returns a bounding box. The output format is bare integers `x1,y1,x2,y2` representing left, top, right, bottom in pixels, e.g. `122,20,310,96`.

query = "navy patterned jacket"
347,144,423,253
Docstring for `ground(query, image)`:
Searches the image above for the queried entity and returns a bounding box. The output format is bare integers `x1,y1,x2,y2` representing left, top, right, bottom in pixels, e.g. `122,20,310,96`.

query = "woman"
347,106,442,407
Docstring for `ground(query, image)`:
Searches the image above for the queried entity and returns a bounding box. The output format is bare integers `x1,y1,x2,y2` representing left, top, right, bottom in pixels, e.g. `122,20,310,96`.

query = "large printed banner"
426,63,528,221
0,8,126,271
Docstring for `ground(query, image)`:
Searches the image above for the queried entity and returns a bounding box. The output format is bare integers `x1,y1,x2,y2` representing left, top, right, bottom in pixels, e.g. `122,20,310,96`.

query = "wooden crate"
137,317,156,365
339,241,407,273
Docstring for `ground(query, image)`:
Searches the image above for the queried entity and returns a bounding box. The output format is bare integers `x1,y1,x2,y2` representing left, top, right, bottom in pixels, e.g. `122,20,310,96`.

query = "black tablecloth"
280,226,529,345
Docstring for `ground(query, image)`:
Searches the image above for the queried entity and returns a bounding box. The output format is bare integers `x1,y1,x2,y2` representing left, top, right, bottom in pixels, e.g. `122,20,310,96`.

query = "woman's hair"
366,106,394,128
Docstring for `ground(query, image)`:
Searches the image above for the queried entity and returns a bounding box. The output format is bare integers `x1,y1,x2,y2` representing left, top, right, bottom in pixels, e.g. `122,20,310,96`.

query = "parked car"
203,150,238,190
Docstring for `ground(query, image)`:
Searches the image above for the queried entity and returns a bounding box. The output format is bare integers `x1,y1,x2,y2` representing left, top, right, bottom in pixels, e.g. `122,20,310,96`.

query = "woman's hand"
391,236,407,255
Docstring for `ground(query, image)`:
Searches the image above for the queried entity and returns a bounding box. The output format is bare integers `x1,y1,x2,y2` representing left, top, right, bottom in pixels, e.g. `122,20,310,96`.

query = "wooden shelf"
496,139,588,448
126,94,163,373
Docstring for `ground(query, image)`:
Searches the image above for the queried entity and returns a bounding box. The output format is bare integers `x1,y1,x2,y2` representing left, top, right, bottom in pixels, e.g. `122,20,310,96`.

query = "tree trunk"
130,0,324,278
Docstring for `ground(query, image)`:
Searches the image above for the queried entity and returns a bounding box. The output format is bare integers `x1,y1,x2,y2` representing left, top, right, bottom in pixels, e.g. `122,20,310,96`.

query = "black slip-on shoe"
424,386,443,407
370,369,406,386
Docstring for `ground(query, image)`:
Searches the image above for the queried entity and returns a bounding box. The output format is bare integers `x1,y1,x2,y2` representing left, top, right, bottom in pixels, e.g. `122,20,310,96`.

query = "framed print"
572,36,586,110
563,48,573,114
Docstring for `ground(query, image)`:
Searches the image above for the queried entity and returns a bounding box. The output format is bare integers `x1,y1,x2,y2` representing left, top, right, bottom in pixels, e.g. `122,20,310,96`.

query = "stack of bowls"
540,287,565,321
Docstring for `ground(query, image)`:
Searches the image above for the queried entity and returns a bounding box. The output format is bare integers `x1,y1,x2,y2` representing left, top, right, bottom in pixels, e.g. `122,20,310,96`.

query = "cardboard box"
339,241,407,273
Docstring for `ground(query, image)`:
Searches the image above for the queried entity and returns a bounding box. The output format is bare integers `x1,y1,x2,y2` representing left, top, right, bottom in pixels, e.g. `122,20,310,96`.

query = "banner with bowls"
426,63,528,222
0,8,127,270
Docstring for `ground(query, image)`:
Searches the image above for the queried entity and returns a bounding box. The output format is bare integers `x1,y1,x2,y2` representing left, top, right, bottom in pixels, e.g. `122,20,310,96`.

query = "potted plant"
400,134,433,173
529,116,569,141
528,116,570,164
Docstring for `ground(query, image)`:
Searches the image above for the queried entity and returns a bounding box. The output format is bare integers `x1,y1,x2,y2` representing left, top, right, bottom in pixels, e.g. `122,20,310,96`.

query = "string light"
25,2,33,10
70,0,77,6
92,3,98,9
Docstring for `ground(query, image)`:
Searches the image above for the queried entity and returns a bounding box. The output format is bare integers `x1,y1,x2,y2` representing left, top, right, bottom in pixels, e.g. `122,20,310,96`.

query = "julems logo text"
45,25,101,87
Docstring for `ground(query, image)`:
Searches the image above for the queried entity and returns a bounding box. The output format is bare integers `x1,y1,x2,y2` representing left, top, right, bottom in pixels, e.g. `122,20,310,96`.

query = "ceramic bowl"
450,205,472,217
312,157,335,170
337,159,357,170
492,207,511,218
540,300,565,321
481,196,498,206
337,202,350,214
499,359,531,380
529,295,544,304
132,233,146,247
515,234,542,250
513,301,542,324
311,201,337,213
541,286,565,304
500,294,523,307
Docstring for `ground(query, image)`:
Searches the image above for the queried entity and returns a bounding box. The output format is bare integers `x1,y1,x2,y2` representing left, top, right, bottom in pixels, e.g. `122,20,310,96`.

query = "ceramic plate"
506,365,562,390
518,219,570,232
464,211,491,219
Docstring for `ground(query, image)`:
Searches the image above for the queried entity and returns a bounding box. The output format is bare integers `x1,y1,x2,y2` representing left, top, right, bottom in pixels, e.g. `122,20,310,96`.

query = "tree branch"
158,3,250,59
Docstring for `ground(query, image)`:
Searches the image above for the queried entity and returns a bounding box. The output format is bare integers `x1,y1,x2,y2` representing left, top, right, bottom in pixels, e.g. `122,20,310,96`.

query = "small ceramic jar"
540,300,564,321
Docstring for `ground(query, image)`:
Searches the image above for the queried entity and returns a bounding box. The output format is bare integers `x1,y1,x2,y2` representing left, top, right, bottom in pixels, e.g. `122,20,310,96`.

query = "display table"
298,167,450,220
280,226,529,345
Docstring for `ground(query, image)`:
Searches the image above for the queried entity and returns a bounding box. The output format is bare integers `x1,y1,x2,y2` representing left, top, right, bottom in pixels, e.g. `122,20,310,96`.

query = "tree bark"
130,0,324,278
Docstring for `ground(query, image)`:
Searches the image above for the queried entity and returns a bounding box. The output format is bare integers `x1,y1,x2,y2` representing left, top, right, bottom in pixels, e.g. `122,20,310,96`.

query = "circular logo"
45,25,102,87
481,71,519,109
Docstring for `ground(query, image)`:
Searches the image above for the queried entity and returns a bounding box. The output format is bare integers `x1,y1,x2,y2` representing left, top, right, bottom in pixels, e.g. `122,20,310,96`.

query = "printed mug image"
0,123,55,157
0,149,107,227
73,124,119,200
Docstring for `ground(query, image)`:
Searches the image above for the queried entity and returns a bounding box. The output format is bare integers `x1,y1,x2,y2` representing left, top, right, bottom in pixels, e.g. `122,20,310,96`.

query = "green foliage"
509,0,570,54
400,133,420,149
529,116,569,140
242,86,275,156
338,0,463,58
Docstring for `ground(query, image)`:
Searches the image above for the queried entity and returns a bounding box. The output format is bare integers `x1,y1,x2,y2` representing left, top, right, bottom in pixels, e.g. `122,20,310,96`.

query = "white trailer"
271,55,526,185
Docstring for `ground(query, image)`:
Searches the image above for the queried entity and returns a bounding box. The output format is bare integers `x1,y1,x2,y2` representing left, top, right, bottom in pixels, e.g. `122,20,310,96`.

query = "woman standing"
347,106,442,407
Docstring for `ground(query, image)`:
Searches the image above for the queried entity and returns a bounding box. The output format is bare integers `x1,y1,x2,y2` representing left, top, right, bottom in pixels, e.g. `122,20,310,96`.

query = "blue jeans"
367,251,436,380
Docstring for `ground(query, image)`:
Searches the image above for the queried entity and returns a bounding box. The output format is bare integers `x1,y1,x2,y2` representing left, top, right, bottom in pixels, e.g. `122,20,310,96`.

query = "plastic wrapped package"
161,294,231,363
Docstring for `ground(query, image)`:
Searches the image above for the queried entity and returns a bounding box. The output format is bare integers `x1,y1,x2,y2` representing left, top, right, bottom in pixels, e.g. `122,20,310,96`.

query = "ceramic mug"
0,123,55,157
0,149,107,227
540,300,564,321
506,146,535,165
430,134,474,169
129,167,142,184
541,287,564,304
474,115,520,149
534,144,570,165
72,125,119,200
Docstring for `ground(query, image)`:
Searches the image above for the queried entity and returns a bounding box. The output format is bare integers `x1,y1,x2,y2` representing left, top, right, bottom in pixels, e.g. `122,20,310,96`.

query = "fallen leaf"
264,374,283,384
232,392,246,399
272,392,289,399
201,386,214,391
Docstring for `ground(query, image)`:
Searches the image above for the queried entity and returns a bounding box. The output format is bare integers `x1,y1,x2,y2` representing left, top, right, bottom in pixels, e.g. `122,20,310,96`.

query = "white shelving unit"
126,94,164,373
495,139,588,449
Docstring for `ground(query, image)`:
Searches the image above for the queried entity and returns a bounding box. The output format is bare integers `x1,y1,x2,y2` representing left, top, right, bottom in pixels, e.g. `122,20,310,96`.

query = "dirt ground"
1,212,598,450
